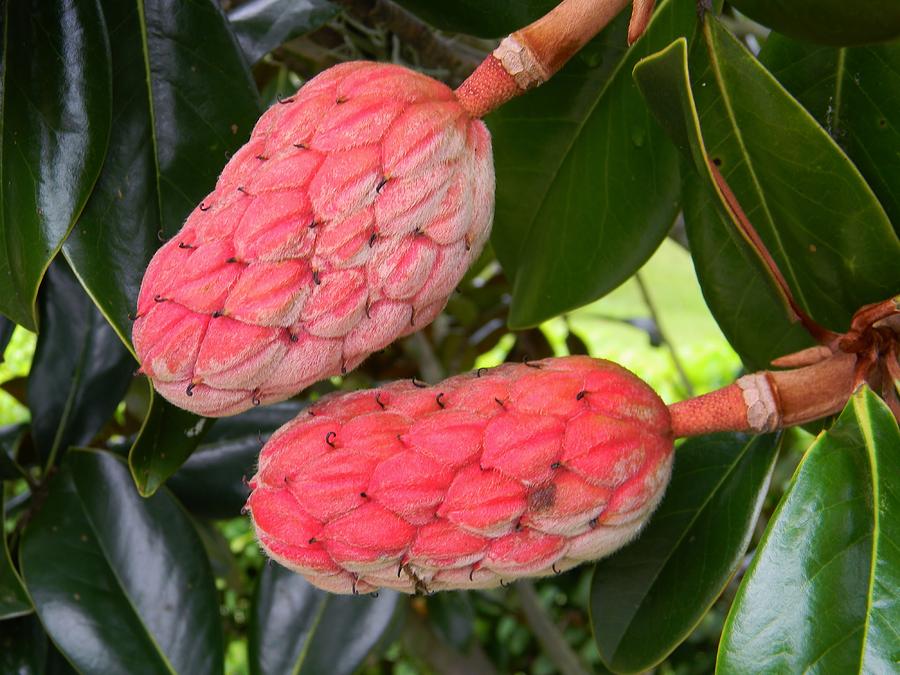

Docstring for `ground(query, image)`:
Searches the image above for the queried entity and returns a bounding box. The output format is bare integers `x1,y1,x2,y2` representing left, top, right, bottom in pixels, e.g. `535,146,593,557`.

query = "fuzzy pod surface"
132,62,494,417
248,356,674,594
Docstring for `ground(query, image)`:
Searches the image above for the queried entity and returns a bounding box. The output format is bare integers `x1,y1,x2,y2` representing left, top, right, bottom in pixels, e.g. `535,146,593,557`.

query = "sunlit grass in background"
0,327,36,425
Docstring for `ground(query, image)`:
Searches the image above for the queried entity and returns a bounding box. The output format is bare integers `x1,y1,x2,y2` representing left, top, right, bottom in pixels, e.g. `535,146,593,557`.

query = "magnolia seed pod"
248,356,674,594
133,62,493,417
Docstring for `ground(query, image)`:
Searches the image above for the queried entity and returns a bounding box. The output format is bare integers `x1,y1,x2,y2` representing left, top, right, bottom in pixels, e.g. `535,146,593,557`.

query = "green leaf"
0,0,111,330
63,0,260,345
20,449,224,675
228,0,338,64
391,1,556,38
492,0,698,329
249,562,399,675
128,388,213,497
0,614,47,674
633,24,900,367
718,387,900,671
28,261,134,465
427,592,476,651
730,0,900,47
760,34,900,233
167,400,304,518
590,433,781,673
1,488,31,619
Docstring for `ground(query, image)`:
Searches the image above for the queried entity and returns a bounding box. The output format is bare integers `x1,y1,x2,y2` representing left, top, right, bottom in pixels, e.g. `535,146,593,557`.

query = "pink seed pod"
247,356,674,594
132,62,494,417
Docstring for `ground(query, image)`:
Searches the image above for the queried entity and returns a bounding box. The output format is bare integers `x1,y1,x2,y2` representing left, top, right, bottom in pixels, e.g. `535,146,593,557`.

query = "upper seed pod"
133,62,494,416
247,356,674,594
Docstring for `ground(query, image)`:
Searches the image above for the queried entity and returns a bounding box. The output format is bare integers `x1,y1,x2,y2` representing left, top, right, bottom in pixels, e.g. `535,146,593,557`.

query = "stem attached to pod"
455,0,653,118
668,352,859,438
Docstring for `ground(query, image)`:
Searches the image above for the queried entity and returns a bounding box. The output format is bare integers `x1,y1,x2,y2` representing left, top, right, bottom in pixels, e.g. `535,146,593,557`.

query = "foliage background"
1,1,898,673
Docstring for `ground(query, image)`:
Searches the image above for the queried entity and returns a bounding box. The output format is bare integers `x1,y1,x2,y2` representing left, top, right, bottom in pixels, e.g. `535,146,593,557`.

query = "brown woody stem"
455,0,637,117
669,352,858,437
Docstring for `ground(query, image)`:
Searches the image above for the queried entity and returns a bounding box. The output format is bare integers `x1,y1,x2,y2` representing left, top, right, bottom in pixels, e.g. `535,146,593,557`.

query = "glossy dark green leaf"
633,26,900,367
20,449,224,675
392,0,555,38
45,642,79,675
167,400,304,518
28,261,134,465
0,0,111,330
730,0,900,46
128,388,213,497
63,0,260,344
590,433,781,673
228,0,338,64
0,614,46,674
1,489,31,619
760,34,900,233
0,316,13,363
249,561,399,675
427,592,476,651
718,388,900,672
492,0,699,329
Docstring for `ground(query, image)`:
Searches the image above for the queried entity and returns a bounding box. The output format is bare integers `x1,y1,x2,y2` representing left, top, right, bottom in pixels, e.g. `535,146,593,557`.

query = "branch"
455,0,650,117
516,581,592,675
331,0,482,86
635,272,695,398
668,352,857,437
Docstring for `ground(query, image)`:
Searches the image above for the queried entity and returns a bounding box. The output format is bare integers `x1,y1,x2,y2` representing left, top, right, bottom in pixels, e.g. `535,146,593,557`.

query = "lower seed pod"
247,356,673,593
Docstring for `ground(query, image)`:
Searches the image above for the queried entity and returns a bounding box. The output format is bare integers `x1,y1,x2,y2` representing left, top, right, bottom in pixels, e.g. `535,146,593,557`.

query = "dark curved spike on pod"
576,390,587,400
199,202,211,211
375,393,386,410
325,431,337,447
436,392,445,408
186,382,196,397
412,378,428,388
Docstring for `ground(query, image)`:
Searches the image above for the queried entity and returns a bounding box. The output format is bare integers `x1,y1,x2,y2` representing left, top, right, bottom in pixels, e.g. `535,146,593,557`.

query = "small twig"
331,0,482,86
404,331,446,382
634,272,694,397
516,581,592,675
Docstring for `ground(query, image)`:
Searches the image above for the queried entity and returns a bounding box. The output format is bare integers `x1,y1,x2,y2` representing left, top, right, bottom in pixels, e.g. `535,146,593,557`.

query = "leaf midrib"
291,595,330,675
44,309,95,472
701,20,809,313
854,393,879,674
135,0,164,234
71,454,178,675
